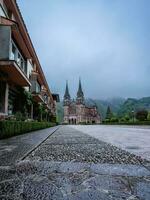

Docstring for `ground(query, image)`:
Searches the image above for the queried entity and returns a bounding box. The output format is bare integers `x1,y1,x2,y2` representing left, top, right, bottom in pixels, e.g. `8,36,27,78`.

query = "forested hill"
87,98,125,119
118,97,150,117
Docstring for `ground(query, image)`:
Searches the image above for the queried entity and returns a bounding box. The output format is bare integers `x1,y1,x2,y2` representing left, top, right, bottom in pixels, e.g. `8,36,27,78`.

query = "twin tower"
63,79,101,124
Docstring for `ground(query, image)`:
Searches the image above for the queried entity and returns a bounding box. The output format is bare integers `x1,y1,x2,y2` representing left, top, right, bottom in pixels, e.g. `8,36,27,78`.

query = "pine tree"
105,106,113,120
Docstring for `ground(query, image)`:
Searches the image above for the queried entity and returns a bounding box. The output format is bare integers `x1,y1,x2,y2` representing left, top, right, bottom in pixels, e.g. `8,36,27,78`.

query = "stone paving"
0,126,59,166
72,125,150,161
0,126,150,199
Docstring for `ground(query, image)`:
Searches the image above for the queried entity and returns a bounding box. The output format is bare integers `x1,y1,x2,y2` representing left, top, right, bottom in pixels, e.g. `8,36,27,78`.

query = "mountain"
89,98,125,119
118,97,150,117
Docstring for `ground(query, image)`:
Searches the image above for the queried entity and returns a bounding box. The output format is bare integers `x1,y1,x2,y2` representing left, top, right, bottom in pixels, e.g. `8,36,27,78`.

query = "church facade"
63,80,101,124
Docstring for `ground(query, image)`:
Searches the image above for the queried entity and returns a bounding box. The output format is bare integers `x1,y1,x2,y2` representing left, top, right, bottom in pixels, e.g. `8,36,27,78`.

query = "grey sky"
17,0,150,99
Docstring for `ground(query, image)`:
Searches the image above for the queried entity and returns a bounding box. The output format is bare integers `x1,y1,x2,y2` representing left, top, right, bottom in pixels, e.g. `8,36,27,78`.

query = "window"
17,53,21,66
11,43,16,60
24,62,27,75
0,4,6,17
36,81,41,93
21,58,24,69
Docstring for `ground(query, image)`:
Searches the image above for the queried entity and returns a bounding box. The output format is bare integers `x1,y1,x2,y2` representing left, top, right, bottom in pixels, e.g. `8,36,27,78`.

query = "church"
63,79,101,124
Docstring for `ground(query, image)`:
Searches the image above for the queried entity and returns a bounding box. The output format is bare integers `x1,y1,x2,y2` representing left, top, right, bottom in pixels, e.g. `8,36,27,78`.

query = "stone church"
63,80,101,124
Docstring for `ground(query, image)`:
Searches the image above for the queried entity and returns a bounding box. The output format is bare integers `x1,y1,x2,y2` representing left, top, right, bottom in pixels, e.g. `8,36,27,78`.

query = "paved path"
72,125,150,161
0,125,150,200
0,126,59,166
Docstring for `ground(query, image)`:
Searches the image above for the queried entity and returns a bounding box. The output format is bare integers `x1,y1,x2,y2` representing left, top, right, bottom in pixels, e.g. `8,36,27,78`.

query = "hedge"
0,121,56,139
102,121,150,126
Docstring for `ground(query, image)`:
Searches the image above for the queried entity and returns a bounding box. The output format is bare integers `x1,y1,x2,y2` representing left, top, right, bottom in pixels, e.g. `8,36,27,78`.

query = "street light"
132,110,135,123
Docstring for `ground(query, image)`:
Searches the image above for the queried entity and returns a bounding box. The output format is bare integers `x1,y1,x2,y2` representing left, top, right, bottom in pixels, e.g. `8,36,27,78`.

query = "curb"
20,125,61,161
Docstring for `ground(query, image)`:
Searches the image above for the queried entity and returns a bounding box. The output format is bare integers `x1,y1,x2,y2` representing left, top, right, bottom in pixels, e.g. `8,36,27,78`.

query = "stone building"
63,80,101,124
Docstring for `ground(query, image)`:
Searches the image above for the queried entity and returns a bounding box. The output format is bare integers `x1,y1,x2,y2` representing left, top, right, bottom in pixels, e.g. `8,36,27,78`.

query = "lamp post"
132,110,135,123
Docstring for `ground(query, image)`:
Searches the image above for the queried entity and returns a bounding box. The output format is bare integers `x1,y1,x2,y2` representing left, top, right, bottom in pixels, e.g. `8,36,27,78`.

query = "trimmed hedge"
0,121,56,139
102,121,150,126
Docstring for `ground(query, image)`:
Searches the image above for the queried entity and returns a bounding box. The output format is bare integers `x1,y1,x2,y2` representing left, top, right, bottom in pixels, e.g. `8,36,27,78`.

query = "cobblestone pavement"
0,126,59,166
0,126,150,200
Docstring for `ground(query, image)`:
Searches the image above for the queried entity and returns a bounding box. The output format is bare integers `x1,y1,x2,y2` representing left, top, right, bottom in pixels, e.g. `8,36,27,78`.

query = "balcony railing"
10,40,27,76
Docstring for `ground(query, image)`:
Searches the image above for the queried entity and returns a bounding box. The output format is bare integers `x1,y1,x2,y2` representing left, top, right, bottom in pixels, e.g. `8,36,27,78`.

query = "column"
4,83,9,114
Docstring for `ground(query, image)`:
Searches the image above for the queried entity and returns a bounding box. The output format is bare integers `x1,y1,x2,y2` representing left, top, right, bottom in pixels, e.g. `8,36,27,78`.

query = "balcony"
0,17,31,87
0,60,31,86
32,92,44,103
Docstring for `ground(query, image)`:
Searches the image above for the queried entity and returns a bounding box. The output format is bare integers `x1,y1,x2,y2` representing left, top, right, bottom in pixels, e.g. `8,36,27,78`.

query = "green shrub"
110,117,119,123
104,119,110,123
0,121,56,139
135,110,148,121
102,120,150,125
15,112,23,121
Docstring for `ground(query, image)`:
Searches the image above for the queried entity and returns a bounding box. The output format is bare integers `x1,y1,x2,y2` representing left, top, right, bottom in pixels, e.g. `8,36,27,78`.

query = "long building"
0,0,59,121
63,80,101,124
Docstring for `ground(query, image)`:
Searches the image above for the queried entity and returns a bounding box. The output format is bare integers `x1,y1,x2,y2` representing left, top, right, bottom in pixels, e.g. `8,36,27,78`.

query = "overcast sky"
17,0,150,100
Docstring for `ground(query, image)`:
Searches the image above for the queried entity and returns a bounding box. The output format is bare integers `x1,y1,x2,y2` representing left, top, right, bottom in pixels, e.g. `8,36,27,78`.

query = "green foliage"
105,106,113,120
147,112,150,121
110,117,119,123
50,116,57,123
24,90,33,106
89,98,125,119
104,119,111,123
0,121,56,139
135,110,148,121
118,97,150,117
12,87,33,119
103,121,150,126
15,111,23,121
56,102,64,123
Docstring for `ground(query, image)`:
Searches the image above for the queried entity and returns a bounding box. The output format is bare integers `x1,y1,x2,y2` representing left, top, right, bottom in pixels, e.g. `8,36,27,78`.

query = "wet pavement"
0,125,150,199
72,125,150,161
0,126,59,166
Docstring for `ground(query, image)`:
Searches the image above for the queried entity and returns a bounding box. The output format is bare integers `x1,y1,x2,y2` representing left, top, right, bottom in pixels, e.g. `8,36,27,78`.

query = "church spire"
64,81,70,99
63,81,71,106
76,78,84,104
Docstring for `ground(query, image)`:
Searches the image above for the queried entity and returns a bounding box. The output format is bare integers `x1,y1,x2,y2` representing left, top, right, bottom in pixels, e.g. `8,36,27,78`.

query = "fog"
17,0,150,100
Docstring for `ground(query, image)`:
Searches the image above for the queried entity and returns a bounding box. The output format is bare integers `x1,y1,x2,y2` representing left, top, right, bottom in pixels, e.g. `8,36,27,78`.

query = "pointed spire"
63,81,71,106
64,81,70,99
77,78,84,97
76,78,84,104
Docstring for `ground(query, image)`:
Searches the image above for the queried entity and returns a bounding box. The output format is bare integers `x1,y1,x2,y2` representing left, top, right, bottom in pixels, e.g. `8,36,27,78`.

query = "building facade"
63,80,101,124
0,0,59,121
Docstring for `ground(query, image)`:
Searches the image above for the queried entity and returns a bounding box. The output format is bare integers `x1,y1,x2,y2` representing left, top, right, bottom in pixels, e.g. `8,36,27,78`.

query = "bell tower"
63,81,71,106
76,78,85,123
63,81,71,123
76,78,84,105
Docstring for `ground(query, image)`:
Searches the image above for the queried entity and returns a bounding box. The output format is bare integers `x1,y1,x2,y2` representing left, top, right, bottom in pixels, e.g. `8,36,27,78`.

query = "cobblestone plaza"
0,125,150,199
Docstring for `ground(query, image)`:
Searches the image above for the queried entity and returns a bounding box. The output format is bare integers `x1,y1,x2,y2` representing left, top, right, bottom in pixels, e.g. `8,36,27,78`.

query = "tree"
105,106,113,121
135,110,148,121
147,112,150,121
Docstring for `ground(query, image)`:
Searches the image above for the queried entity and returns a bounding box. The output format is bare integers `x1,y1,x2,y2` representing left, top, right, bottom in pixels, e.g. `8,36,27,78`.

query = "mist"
17,0,150,100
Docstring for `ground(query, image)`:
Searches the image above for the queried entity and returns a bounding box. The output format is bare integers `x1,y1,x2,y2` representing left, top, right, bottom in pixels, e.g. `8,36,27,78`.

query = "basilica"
63,80,101,124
